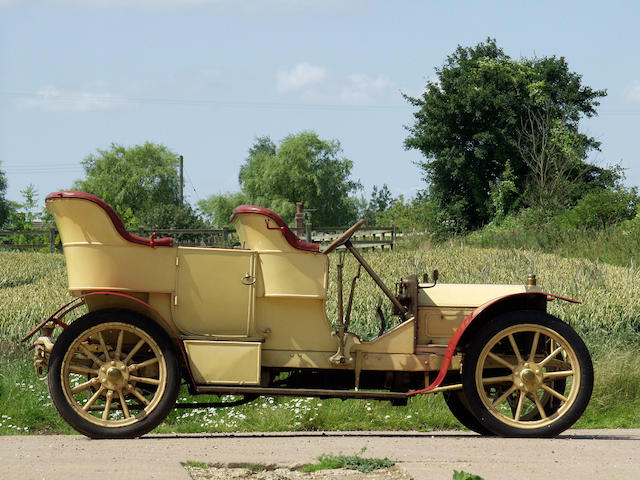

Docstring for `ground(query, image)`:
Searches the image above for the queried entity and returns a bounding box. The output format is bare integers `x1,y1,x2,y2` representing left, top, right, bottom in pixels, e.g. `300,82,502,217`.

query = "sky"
1,0,639,209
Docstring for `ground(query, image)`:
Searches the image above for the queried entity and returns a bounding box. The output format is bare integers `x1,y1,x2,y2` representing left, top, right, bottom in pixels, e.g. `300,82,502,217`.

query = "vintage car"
24,191,593,439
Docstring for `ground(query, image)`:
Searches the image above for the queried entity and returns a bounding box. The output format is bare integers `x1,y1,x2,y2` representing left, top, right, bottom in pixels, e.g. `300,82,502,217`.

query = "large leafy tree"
73,142,202,228
404,38,607,231
200,131,361,226
0,162,10,227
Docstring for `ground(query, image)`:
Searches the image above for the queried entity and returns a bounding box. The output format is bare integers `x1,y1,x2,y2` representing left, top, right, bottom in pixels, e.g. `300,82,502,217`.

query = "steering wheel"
322,219,365,254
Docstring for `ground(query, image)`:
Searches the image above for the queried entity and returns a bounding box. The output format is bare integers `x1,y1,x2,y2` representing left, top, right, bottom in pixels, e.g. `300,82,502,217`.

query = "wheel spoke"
514,391,525,421
488,352,516,370
129,357,159,372
539,346,564,368
533,392,548,419
544,370,574,379
68,364,99,376
97,332,111,362
123,339,146,364
83,386,105,411
482,375,513,385
102,391,113,420
127,386,150,406
528,331,540,362
508,334,523,364
115,329,124,361
118,391,131,419
71,379,97,394
77,343,104,367
129,375,160,386
492,384,518,407
541,383,568,403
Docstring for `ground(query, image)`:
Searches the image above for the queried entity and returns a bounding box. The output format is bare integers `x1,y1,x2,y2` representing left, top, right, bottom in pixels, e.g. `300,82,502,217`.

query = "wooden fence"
0,229,59,252
0,225,396,252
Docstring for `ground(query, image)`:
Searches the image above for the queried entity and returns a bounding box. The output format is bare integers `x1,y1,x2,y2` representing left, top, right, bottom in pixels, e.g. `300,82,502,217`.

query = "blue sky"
1,0,639,208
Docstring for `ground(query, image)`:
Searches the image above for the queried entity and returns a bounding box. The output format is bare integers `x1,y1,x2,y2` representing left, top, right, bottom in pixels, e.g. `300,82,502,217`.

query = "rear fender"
22,291,197,388
408,291,579,395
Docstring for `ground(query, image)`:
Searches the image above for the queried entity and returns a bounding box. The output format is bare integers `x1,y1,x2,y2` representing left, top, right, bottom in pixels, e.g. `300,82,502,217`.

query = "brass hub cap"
514,363,543,393
100,361,129,391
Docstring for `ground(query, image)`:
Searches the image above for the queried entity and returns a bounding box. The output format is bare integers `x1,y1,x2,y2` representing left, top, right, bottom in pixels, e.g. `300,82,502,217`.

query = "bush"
553,188,638,229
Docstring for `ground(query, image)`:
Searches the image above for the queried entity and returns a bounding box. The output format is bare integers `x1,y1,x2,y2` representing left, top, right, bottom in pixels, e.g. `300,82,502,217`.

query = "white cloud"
17,85,128,112
276,62,327,93
276,64,395,106
623,81,640,103
339,73,391,104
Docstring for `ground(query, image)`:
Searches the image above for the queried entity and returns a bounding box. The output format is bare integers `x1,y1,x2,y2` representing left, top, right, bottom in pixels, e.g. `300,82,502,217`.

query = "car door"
173,247,256,336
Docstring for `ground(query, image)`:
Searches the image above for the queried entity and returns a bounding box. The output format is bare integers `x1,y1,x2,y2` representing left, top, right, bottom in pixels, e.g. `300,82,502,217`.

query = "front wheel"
48,309,180,439
443,389,493,435
461,311,593,437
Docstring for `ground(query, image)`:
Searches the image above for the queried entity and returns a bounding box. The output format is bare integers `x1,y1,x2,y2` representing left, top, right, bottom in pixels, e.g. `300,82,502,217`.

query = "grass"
299,448,394,473
1,245,640,434
464,215,640,268
453,471,485,480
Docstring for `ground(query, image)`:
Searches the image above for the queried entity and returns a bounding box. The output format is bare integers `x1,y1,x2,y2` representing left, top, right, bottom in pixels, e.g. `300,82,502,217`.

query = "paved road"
1,429,638,480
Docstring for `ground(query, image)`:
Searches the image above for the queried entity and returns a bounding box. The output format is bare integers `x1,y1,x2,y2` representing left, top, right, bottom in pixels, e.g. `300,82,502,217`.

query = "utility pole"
179,155,184,205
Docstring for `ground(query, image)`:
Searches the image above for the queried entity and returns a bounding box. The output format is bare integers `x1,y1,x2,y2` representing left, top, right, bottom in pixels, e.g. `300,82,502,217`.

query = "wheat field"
1,246,639,433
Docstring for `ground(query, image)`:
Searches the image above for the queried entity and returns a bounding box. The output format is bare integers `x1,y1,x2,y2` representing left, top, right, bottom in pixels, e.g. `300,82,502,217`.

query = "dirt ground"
1,429,639,480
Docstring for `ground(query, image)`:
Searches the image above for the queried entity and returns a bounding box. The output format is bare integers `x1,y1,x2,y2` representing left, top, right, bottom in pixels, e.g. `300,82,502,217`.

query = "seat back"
46,191,173,247
230,205,318,253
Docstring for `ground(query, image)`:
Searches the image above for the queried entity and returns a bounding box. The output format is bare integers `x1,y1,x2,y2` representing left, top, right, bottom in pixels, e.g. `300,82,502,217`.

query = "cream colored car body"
45,194,538,386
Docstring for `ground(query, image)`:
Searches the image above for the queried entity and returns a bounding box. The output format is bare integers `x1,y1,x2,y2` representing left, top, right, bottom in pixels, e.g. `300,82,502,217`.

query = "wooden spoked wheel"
48,310,180,438
462,311,593,437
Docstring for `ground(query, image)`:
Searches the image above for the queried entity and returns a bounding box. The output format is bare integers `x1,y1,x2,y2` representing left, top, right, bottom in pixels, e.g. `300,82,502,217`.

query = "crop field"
1,245,640,435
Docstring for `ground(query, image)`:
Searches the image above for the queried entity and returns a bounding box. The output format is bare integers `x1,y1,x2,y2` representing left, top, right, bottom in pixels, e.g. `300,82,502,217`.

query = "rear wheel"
48,309,180,439
461,311,593,437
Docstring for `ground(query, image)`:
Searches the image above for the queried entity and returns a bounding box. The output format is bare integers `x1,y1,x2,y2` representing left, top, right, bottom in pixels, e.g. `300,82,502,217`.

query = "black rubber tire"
443,389,494,435
461,310,593,438
48,309,180,439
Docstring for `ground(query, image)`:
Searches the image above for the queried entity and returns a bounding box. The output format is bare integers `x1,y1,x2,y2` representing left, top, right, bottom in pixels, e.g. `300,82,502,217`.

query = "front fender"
408,291,579,395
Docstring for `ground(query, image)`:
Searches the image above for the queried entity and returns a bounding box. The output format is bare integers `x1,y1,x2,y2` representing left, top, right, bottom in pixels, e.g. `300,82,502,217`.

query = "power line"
3,167,82,174
0,90,408,111
183,167,201,202
3,90,640,114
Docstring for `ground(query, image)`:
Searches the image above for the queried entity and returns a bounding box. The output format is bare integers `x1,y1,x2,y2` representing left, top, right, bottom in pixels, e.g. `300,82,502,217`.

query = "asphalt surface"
1,429,639,480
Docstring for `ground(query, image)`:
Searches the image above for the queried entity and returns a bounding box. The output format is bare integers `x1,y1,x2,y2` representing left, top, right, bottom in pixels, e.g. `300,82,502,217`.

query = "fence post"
49,228,56,253
391,226,396,250
305,224,312,243
223,227,229,245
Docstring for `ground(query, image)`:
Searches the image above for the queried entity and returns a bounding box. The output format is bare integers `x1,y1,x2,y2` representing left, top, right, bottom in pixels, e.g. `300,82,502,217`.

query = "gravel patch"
184,464,412,480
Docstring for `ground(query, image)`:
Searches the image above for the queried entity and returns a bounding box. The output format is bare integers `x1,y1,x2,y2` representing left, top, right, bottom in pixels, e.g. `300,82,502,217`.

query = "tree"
201,131,361,226
198,192,248,228
362,184,393,225
404,38,607,231
0,162,9,227
73,142,202,228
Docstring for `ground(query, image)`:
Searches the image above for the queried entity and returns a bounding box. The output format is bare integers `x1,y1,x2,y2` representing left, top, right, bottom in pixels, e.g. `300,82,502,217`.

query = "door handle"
241,273,256,285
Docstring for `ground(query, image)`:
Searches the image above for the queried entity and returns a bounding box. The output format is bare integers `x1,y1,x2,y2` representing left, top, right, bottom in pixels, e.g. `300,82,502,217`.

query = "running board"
194,385,408,401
